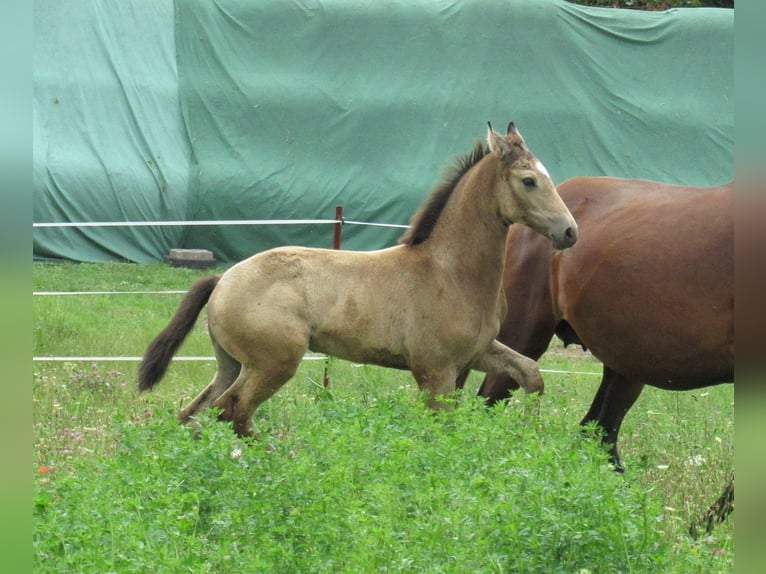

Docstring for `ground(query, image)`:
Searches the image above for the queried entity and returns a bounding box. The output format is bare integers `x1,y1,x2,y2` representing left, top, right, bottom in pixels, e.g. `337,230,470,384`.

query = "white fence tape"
33,219,338,228
34,290,188,296
31,354,600,376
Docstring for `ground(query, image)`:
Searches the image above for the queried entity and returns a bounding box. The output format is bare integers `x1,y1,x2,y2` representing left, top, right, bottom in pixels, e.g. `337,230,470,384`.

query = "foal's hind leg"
213,346,306,437
178,340,241,424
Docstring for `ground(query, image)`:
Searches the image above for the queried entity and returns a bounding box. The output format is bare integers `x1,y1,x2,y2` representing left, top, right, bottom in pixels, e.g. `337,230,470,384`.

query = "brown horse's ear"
487,122,512,157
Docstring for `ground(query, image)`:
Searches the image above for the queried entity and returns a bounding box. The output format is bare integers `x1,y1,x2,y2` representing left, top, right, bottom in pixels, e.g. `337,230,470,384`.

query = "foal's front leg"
412,367,460,410
472,340,544,394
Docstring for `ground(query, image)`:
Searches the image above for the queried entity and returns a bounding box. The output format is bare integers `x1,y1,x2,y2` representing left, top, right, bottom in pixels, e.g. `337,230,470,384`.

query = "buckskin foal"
139,123,577,437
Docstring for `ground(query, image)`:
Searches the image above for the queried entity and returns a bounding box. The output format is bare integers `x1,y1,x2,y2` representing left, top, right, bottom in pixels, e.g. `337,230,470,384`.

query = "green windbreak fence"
33,0,733,263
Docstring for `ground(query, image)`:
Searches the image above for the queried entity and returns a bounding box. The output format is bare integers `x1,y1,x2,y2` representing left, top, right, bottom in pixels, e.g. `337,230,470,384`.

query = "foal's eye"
522,177,536,188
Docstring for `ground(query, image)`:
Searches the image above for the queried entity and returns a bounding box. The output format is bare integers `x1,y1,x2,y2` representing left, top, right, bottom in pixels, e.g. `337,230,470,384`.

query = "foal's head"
487,122,577,249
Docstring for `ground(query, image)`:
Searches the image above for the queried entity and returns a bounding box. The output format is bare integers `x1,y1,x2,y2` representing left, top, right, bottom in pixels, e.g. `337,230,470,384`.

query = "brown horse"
138,123,578,436
464,176,733,468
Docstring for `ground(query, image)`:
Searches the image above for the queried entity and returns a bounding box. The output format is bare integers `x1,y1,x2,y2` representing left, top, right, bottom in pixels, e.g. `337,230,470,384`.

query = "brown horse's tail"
689,473,734,539
138,275,221,392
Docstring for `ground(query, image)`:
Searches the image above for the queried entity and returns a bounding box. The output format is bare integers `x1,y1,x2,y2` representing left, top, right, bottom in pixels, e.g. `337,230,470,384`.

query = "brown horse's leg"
477,374,521,405
178,340,241,424
580,367,644,470
472,340,544,395
579,370,610,427
454,368,470,391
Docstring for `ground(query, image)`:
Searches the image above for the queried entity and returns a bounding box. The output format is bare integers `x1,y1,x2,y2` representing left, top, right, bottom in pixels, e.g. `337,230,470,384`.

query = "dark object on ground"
165,248,217,269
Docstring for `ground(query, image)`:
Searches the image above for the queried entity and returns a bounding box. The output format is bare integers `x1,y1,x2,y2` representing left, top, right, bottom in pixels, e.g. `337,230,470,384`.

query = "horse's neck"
426,161,509,288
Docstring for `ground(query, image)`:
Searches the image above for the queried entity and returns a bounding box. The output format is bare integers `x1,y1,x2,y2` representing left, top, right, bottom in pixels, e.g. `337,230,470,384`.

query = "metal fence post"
323,205,344,388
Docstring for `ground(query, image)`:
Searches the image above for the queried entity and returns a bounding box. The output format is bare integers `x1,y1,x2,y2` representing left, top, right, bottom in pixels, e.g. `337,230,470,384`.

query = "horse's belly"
309,337,410,371
559,249,733,388
581,329,734,387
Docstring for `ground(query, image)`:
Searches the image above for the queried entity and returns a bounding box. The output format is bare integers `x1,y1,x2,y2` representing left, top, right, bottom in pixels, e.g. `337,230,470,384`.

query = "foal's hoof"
517,360,545,394
230,419,256,439
177,416,204,440
522,375,545,395
234,427,255,439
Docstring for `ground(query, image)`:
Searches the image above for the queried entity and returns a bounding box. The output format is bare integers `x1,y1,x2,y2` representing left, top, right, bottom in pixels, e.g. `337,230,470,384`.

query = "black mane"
399,141,488,246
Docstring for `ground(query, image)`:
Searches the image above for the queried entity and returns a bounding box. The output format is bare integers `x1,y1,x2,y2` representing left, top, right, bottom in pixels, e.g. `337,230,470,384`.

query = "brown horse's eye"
522,177,536,188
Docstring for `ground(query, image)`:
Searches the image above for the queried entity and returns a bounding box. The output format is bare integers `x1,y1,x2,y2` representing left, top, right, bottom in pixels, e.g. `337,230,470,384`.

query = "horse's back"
552,177,733,387
208,245,398,326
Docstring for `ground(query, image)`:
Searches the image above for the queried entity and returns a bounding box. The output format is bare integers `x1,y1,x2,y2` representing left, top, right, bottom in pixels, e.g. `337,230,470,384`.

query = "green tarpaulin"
33,0,733,263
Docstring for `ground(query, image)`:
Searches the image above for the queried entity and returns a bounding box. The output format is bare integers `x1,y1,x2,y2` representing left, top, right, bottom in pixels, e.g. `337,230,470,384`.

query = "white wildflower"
686,454,706,467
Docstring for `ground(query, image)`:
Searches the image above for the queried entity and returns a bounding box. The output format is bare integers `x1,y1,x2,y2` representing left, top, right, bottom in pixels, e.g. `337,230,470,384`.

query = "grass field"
33,262,734,572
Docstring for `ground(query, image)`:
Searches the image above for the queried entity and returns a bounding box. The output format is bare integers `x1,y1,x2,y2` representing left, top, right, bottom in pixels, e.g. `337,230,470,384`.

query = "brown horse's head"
487,122,577,249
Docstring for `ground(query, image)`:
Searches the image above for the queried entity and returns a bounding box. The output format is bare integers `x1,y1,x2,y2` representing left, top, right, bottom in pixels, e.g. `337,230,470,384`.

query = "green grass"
33,262,734,573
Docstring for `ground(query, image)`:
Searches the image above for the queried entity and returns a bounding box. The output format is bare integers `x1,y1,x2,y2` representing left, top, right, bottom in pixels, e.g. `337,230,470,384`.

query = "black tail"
138,275,221,391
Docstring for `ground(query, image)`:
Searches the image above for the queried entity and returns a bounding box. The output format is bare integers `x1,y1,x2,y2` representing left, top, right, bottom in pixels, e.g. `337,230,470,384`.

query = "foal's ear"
487,122,512,157
507,121,526,145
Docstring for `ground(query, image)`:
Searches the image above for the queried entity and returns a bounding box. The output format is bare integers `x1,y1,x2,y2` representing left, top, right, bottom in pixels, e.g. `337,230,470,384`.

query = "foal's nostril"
565,227,574,240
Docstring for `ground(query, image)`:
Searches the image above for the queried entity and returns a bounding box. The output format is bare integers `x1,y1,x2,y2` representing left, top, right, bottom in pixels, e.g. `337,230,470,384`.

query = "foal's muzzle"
551,219,578,250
